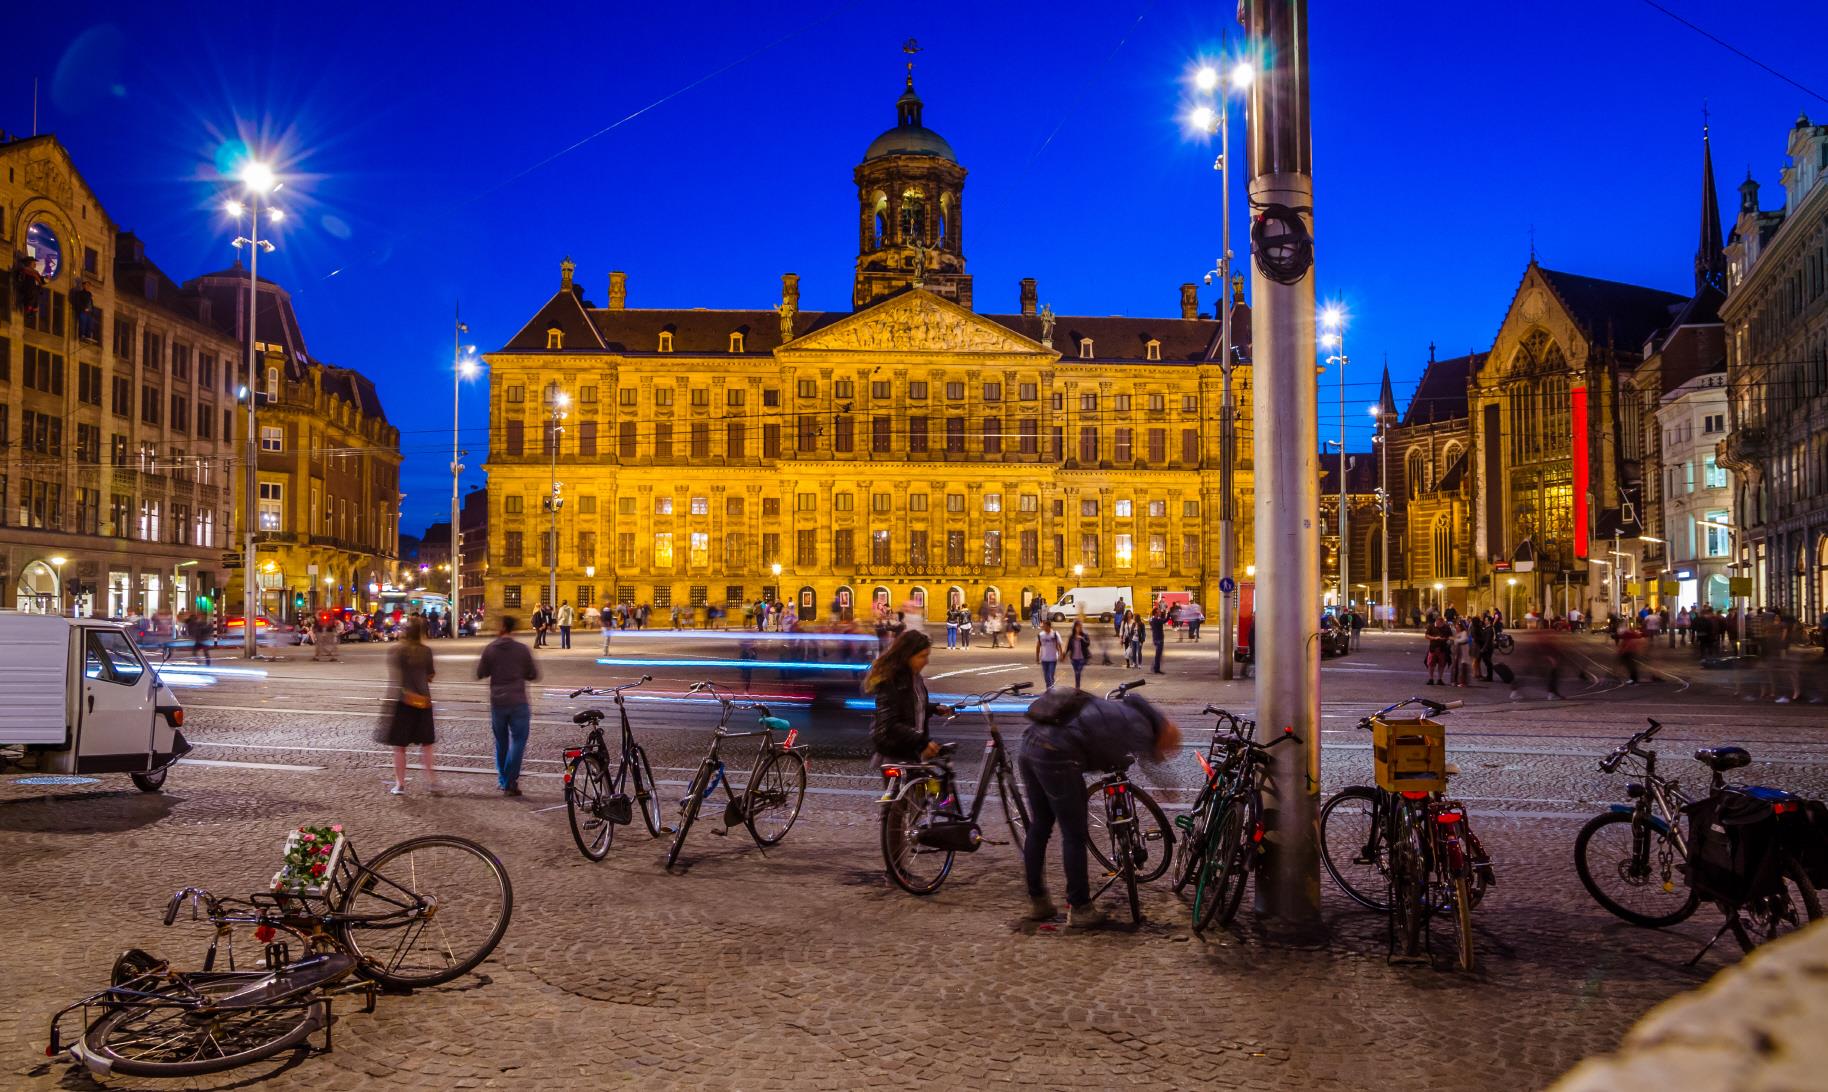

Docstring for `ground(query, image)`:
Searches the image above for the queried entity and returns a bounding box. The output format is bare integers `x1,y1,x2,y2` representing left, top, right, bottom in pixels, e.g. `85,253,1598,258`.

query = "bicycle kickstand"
1685,917,1736,967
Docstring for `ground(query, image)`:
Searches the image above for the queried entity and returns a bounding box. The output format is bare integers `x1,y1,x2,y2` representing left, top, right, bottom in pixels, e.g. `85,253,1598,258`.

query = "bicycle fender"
1605,804,1672,835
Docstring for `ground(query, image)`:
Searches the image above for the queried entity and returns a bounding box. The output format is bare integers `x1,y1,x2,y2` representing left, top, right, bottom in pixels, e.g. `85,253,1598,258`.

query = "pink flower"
301,832,316,842
330,825,343,833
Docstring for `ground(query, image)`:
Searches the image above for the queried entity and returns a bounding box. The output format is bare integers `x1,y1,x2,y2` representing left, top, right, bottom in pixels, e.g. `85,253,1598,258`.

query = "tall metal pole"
450,308,466,635
241,191,262,659
1337,332,1348,614
1218,99,1237,682
1379,413,1390,628
549,407,560,615
1245,0,1321,931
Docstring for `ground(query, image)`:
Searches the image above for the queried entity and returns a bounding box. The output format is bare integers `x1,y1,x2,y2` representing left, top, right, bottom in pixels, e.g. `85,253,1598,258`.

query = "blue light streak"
595,657,867,671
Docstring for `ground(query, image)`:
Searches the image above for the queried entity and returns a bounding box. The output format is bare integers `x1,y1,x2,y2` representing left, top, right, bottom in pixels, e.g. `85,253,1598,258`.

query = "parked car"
1319,614,1351,657
219,615,275,634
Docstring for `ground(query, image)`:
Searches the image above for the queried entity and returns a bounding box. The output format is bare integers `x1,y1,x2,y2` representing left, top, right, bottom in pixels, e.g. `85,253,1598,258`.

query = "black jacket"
870,670,942,761
1022,690,1161,773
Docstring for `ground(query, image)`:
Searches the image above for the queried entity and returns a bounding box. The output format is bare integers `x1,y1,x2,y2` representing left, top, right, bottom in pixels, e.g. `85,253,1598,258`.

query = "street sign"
1219,576,1236,594
1492,560,1512,572
1729,576,1754,596
220,554,243,569
1659,579,1680,595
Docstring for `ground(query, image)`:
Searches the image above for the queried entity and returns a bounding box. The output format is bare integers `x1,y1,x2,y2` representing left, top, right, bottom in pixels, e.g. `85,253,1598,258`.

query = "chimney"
607,270,627,310
1020,278,1037,317
1180,283,1199,321
782,272,800,311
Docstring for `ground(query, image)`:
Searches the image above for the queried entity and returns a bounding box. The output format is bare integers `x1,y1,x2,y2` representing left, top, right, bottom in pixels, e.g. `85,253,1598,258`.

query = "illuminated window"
658,331,673,352
1114,534,1134,569
546,327,563,350
655,496,673,515
653,532,675,568
1148,499,1167,517
257,482,282,531
729,332,745,353
1115,499,1132,517
1080,339,1093,359
260,426,283,452
690,496,709,515
984,493,1002,513
1148,534,1166,568
690,532,709,567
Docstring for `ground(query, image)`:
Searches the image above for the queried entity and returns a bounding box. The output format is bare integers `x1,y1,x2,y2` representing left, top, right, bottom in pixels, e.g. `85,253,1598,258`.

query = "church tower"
853,48,971,309
1695,120,1727,295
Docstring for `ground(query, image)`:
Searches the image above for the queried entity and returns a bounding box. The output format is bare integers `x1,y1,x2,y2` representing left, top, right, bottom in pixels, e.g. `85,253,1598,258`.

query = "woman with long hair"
1065,619,1092,689
377,618,438,794
865,629,950,762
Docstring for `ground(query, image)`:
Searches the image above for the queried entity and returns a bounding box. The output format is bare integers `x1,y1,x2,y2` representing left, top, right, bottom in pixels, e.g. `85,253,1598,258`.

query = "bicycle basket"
1683,790,1786,904
1371,716,1446,793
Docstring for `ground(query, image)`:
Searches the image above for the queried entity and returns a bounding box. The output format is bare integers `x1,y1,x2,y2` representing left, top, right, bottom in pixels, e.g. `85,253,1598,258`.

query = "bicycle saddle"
573,710,605,725
1694,746,1752,772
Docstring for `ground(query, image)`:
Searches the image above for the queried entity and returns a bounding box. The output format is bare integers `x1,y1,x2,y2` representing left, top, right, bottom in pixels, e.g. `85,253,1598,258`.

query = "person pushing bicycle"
865,630,955,763
1019,687,1180,928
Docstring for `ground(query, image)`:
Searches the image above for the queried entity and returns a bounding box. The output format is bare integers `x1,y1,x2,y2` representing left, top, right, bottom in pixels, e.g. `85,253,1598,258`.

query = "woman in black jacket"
865,630,950,762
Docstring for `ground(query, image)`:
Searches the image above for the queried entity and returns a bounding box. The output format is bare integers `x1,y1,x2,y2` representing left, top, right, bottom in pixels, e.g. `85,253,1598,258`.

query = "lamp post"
547,392,568,615
1321,311,1348,616
1192,57,1252,681
1609,549,1636,620
1506,576,1518,620
49,555,66,615
226,161,281,659
1371,403,1389,629
450,312,478,635
1433,582,1445,614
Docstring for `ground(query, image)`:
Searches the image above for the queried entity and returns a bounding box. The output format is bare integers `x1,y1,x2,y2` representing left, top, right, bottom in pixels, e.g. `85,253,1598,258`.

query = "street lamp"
1506,576,1518,620
1189,56,1251,680
547,392,569,614
49,556,66,615
1433,581,1445,614
226,158,283,659
451,312,480,634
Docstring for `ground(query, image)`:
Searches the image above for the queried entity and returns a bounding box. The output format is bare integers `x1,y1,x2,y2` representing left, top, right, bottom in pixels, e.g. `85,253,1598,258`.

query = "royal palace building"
483,72,1253,622
1,134,240,616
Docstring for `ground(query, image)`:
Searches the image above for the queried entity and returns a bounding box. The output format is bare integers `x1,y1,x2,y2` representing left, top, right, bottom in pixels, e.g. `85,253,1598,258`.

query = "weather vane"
903,38,921,77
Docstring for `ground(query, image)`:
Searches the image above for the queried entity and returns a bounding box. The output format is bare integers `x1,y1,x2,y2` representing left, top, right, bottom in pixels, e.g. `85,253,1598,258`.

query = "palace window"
689,532,709,567
1020,382,1037,401
946,493,965,513
1148,534,1166,569
909,493,928,512
834,379,854,399
1080,338,1093,359
690,388,710,407
653,532,675,568
946,381,964,400
797,379,817,399
983,530,1002,566
729,332,744,353
909,381,929,400
658,331,673,352
983,493,1002,513
690,495,709,515
1019,494,1038,513
1115,499,1133,517
1148,499,1167,517
1081,499,1098,516
871,492,891,513
1146,340,1161,361
871,381,891,400
546,327,562,350
983,382,1002,401
655,496,673,515
834,492,854,512
1114,534,1134,569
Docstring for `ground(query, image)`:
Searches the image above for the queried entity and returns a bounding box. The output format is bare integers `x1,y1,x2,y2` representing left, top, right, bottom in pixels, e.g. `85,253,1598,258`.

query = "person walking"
1184,601,1204,642
1016,686,1181,927
1035,619,1063,689
1003,604,1020,649
531,603,548,649
1149,607,1167,675
1425,613,1451,685
556,600,574,650
378,618,439,796
1065,619,1092,689
1349,607,1364,650
477,615,540,797
865,630,949,763
1619,622,1645,685
1451,619,1471,687
186,609,215,667
601,606,616,654
1169,601,1184,641
945,607,959,650
1127,610,1146,669
313,610,341,662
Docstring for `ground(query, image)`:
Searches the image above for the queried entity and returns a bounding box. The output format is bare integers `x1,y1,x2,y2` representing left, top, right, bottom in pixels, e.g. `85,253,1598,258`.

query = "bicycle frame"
683,682,799,825
884,691,1023,824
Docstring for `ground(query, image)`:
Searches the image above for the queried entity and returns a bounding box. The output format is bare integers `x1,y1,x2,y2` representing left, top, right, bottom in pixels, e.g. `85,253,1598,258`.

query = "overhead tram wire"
1638,0,1828,106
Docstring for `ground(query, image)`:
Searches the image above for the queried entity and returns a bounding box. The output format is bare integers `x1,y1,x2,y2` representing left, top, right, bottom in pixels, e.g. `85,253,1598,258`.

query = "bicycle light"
783,729,798,748
881,766,901,779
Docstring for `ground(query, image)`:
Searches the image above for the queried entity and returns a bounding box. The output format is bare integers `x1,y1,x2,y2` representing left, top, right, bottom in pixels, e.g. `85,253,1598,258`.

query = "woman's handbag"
400,689,431,710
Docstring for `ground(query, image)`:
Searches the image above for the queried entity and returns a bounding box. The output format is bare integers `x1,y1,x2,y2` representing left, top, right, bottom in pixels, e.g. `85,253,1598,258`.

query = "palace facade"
483,72,1253,621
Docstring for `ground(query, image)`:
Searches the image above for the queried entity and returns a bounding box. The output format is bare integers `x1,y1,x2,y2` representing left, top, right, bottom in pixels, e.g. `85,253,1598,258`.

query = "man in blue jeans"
1017,687,1180,928
476,615,540,796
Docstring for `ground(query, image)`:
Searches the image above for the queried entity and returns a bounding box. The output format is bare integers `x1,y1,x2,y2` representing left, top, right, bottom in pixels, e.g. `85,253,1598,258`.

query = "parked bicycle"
49,831,512,1079
1171,707,1255,894
563,675,665,860
878,681,1034,895
1075,681,1175,926
1187,718,1301,934
665,682,808,869
1576,718,1824,959
1319,697,1493,970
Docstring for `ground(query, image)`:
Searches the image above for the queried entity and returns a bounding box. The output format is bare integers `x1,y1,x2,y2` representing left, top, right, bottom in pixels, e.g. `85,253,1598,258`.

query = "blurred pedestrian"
601,606,615,654
531,603,549,648
1035,619,1063,689
1619,623,1645,685
378,619,438,796
557,600,574,649
1425,613,1451,685
477,615,540,797
1184,601,1204,642
186,609,214,667
1149,607,1166,674
1066,619,1092,689
1451,619,1472,687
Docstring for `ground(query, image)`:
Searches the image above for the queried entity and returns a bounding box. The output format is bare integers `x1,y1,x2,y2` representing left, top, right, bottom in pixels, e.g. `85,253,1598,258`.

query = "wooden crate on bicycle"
1372,715,1447,793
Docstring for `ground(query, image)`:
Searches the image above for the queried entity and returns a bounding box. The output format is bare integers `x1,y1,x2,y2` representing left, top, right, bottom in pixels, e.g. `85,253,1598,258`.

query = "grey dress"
377,642,436,746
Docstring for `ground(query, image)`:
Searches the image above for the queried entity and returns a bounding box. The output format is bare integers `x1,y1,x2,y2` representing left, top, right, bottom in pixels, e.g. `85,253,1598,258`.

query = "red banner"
1570,386,1589,559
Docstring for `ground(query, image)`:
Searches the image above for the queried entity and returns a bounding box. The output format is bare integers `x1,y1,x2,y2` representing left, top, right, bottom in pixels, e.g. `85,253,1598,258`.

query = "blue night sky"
11,1,1824,534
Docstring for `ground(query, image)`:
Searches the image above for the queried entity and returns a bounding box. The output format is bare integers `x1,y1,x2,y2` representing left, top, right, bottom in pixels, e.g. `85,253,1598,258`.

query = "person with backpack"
1016,686,1181,928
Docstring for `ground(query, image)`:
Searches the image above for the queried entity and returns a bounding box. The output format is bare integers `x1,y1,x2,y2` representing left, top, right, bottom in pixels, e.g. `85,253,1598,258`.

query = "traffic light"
294,594,306,609
196,595,213,612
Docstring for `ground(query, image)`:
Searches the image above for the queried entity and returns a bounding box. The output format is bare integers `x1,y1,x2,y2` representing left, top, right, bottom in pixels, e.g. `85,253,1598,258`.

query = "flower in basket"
272,822,344,895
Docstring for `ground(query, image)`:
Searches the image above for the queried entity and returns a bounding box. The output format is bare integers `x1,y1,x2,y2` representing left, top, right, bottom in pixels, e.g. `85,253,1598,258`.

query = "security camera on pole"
1243,0,1322,932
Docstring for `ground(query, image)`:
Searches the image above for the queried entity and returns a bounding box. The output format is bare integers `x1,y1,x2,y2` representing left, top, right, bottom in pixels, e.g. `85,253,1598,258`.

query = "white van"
1050,587,1135,622
0,614,189,791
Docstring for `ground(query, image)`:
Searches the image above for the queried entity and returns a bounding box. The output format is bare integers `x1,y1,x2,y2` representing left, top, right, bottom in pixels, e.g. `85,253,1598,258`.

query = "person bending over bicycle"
865,630,954,763
1019,687,1181,928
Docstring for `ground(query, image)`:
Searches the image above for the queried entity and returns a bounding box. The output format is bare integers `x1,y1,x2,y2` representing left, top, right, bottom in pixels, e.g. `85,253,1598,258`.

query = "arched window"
938,194,951,246
1406,449,1427,499
899,189,926,244
1432,515,1455,579
1440,442,1464,492
870,192,888,248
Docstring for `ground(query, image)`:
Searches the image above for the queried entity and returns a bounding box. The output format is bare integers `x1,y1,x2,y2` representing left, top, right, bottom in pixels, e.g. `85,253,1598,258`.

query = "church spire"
1695,114,1726,293
1376,359,1398,420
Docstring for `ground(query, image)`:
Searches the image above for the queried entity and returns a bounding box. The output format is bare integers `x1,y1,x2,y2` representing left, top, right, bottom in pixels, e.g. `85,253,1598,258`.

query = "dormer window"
729,332,745,353
658,331,674,353
1079,338,1093,360
1145,339,1161,362
545,327,563,350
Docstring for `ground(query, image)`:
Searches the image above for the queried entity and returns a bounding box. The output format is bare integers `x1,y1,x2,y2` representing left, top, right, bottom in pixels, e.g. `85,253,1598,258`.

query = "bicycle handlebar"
947,681,1034,711
1106,679,1146,700
1600,717,1665,773
568,674,653,699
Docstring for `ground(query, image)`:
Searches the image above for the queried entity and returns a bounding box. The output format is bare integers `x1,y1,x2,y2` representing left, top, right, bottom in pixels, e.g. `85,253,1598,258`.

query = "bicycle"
1170,707,1255,894
665,681,808,869
1187,720,1301,934
1318,697,1493,970
1493,631,1515,655
49,831,512,1078
1074,681,1175,926
563,675,665,860
1576,718,1822,959
878,681,1034,895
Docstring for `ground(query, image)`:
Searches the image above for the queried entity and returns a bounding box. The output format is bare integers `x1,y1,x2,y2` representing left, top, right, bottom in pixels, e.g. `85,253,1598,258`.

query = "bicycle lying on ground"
49,831,512,1078
1576,718,1823,960
1319,697,1493,970
1076,680,1175,927
1187,715,1300,934
665,681,808,869
878,681,1034,895
563,675,665,860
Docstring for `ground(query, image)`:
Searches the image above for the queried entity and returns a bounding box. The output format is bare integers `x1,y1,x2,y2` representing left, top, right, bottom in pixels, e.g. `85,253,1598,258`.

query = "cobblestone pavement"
4,628,1824,1090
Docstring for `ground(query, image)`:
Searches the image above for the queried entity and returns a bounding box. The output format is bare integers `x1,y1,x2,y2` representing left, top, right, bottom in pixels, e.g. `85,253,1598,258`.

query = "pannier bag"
1683,787,1795,904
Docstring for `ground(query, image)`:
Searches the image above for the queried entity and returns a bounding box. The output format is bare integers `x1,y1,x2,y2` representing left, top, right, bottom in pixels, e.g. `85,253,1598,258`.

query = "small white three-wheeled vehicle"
0,613,189,792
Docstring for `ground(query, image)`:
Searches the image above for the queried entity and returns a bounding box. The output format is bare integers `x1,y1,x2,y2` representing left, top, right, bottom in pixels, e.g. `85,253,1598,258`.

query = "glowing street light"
240,160,277,195
1195,66,1220,92
1229,61,1254,90
226,158,284,658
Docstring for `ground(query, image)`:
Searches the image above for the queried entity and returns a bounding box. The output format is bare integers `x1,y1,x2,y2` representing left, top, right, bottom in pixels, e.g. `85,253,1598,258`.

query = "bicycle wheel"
881,778,955,895
565,751,614,861
993,758,1031,851
78,978,319,1077
1192,802,1246,932
1171,801,1209,895
1320,786,1390,911
337,835,513,990
1388,813,1430,960
745,748,807,846
666,761,712,869
1728,859,1823,954
1086,784,1173,884
1447,874,1475,971
632,745,665,836
1115,826,1142,925
1573,811,1699,927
